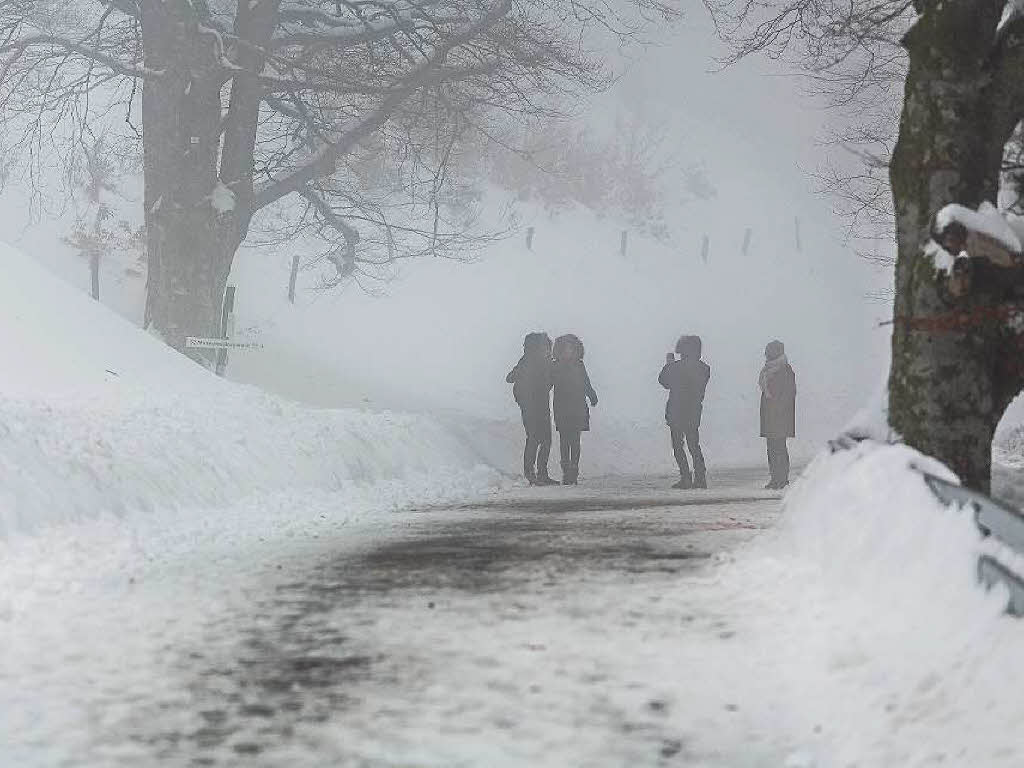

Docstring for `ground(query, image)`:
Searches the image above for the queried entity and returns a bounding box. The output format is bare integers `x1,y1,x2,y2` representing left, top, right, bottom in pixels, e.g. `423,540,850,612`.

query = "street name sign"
185,337,263,350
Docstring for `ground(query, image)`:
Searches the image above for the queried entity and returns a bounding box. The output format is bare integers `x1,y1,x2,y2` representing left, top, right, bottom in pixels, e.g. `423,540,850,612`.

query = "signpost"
185,337,264,350
288,254,300,303
184,284,262,376
216,286,236,376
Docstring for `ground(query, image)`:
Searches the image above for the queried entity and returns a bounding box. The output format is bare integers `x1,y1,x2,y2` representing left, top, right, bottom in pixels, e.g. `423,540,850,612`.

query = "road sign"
185,337,263,350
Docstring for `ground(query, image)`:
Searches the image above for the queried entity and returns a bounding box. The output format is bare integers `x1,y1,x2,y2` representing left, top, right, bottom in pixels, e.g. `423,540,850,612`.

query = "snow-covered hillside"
0,243,504,540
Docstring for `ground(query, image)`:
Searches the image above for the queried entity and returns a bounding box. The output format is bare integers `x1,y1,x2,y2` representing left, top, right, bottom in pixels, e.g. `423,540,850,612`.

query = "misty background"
0,12,893,469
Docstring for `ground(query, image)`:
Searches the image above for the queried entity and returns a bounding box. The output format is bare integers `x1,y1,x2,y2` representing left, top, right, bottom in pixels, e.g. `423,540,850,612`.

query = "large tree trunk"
889,1,1024,491
144,202,238,359
140,0,246,364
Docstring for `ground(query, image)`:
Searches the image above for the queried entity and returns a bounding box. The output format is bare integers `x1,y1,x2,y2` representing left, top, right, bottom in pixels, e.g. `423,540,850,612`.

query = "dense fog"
226,15,893,465
0,12,890,467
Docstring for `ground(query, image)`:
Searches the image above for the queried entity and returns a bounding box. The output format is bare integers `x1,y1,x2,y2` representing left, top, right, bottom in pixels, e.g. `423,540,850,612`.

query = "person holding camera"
659,335,711,489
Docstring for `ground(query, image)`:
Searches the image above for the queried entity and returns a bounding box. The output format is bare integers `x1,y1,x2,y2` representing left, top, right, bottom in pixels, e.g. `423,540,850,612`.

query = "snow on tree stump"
932,203,1024,299
934,202,1022,264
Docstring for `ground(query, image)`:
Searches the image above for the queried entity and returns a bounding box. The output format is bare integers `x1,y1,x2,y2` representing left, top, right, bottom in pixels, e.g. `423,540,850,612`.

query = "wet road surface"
128,469,782,766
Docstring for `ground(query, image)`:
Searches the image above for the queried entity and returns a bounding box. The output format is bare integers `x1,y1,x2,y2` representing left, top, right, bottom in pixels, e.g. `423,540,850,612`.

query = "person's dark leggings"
767,437,790,486
670,424,706,483
559,430,582,483
524,436,552,480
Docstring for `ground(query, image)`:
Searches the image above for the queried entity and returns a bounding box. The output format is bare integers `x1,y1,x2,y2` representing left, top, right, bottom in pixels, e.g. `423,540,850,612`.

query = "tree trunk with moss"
889,0,1024,491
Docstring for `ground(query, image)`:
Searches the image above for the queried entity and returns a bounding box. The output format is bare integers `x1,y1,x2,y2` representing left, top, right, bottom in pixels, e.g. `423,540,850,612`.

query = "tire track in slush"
134,479,778,765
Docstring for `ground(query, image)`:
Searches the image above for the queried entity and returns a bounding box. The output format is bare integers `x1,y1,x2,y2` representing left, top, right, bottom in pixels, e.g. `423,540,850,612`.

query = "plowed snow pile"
0,243,503,632
0,243,501,540
699,441,1024,766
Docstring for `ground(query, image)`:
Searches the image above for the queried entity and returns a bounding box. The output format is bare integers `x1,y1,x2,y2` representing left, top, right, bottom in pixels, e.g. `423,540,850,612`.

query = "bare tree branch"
252,0,512,211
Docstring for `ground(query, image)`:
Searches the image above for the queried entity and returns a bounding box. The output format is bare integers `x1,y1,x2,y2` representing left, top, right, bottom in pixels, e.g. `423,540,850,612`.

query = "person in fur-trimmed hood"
551,334,598,485
759,339,796,489
506,332,557,485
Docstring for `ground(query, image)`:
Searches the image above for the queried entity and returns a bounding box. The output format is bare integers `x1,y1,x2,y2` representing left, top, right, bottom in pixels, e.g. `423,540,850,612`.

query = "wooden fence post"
288,253,300,303
216,285,235,377
90,253,100,300
620,230,628,257
742,228,752,256
526,226,535,251
701,234,710,264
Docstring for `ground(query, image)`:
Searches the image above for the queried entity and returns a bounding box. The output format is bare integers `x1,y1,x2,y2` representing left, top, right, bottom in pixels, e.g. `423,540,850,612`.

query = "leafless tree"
62,136,145,292
0,0,676,358
707,0,911,260
462,115,678,242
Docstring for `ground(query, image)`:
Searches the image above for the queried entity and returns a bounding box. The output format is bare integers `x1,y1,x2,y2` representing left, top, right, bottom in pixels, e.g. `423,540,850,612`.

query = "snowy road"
3,470,783,768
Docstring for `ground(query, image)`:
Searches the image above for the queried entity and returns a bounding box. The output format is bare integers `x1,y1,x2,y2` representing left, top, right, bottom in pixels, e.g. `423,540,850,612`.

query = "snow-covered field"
4,240,1024,766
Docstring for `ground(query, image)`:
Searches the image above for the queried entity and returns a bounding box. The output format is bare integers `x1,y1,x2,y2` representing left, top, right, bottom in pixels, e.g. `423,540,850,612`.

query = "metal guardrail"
923,472,1024,617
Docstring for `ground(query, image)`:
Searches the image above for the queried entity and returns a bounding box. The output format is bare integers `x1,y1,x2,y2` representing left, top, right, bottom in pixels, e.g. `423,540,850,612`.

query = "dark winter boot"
693,473,707,489
535,473,559,486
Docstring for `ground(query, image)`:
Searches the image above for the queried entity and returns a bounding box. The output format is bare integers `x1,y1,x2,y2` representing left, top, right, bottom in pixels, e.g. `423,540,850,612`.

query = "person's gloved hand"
590,396,598,407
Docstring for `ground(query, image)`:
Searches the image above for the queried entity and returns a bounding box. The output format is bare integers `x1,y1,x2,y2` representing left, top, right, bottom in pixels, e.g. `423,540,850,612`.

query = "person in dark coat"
759,339,796,489
506,332,557,485
551,334,598,485
659,335,711,489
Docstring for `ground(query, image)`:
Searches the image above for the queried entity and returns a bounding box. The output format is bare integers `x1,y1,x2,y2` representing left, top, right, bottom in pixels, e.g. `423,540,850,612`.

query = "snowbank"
0,244,502,538
0,393,500,538
710,441,1024,765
